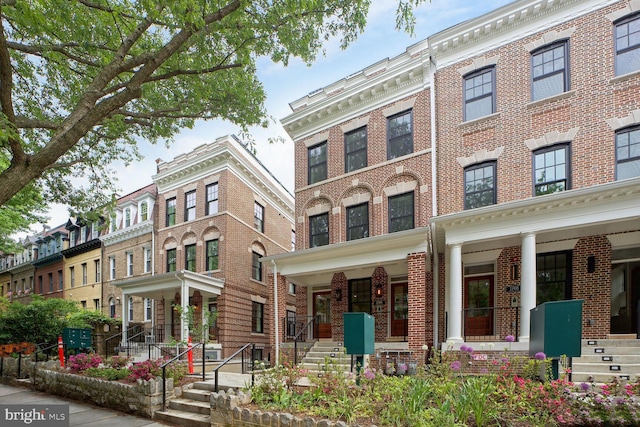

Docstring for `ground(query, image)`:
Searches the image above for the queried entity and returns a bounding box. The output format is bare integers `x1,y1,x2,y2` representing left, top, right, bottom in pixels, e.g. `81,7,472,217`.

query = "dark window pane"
308,143,327,184
389,192,414,233
387,111,413,159
345,127,367,172
531,42,567,101
310,213,329,248
464,69,494,121
616,127,640,180
346,203,369,241
616,14,640,76
464,162,496,209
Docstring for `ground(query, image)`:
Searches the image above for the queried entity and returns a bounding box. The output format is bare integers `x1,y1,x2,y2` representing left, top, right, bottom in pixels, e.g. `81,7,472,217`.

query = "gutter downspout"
271,260,279,362
429,54,439,349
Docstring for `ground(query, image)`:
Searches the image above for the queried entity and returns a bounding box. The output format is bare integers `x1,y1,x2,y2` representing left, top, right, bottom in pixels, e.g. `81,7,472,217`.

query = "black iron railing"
282,315,315,342
211,343,257,393
160,343,205,411
462,306,520,342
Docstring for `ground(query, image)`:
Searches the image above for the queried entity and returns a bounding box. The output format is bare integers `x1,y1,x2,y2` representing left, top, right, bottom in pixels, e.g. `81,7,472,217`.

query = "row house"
32,224,67,300
100,185,157,326
61,219,104,310
266,0,640,363
114,135,295,359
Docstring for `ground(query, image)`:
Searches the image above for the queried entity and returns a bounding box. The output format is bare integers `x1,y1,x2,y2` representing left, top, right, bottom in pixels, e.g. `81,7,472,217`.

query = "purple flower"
501,357,509,363
505,335,515,343
363,368,375,380
465,346,474,353
580,382,590,392
480,367,488,374
460,345,469,352
534,352,546,361
450,361,461,371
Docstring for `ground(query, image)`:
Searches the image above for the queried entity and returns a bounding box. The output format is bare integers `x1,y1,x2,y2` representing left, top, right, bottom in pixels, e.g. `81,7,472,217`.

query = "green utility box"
63,328,92,349
343,312,374,355
529,299,584,358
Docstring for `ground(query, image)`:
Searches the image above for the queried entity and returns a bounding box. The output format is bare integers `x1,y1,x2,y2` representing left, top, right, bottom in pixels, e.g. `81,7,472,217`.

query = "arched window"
109,297,116,318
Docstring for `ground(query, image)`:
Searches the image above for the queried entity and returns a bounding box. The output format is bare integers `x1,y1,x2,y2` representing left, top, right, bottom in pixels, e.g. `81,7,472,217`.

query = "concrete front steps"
154,380,216,427
300,341,352,376
571,339,640,383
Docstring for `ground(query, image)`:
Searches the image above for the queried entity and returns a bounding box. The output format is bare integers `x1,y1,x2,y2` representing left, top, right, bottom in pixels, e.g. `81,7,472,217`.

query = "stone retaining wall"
29,362,173,418
210,389,364,427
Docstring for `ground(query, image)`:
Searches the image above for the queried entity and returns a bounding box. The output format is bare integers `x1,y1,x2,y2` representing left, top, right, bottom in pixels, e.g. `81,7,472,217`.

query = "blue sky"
45,0,513,228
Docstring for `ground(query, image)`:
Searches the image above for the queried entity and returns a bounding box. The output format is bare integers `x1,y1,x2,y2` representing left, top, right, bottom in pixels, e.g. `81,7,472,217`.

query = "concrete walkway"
0,382,171,427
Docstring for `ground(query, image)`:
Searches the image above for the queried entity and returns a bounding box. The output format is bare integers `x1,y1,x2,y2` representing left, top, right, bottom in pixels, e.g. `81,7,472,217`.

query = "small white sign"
472,353,488,361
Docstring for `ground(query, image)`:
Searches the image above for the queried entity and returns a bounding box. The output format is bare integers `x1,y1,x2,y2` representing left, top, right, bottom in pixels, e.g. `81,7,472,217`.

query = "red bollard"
187,336,194,374
58,336,65,368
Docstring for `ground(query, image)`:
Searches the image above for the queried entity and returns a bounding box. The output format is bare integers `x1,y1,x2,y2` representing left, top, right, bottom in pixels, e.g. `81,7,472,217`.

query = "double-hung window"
206,183,219,215
464,162,496,209
251,251,262,282
70,266,75,288
309,213,329,248
534,144,570,195
166,198,176,226
346,203,369,241
81,263,87,285
140,202,148,221
206,240,219,270
387,110,413,159
615,14,640,76
345,127,367,172
388,192,415,233
252,302,264,333
308,142,327,184
124,208,131,227
166,249,177,272
531,41,569,101
185,244,196,272
144,248,152,273
95,260,101,282
144,298,152,321
464,67,495,121
127,252,134,276
616,126,640,180
185,191,196,222
109,257,116,280
254,202,264,232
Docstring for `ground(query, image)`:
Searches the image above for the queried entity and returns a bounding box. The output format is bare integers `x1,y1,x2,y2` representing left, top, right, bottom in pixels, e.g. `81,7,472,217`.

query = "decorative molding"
306,202,331,216
383,180,418,197
303,131,330,148
456,146,505,167
251,294,266,304
605,0,640,21
607,231,640,248
536,239,578,253
342,192,372,207
524,27,576,52
524,127,580,150
457,55,500,75
606,108,640,130
341,116,370,133
382,97,417,117
462,249,502,264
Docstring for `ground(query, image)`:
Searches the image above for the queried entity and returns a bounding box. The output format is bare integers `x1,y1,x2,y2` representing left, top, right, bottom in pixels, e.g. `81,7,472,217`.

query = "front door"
611,261,640,336
391,283,408,337
313,291,332,339
464,276,494,336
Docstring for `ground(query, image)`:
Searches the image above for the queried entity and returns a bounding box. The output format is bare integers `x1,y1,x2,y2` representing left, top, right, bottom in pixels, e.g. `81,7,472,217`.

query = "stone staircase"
299,341,353,376
571,339,640,383
154,380,215,427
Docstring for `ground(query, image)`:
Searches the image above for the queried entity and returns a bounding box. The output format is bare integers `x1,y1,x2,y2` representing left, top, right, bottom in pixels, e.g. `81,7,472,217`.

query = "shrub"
108,355,131,369
126,358,164,382
85,367,130,381
68,353,103,374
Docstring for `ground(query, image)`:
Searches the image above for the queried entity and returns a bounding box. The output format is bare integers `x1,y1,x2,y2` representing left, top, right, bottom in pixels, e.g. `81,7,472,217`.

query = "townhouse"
266,0,640,365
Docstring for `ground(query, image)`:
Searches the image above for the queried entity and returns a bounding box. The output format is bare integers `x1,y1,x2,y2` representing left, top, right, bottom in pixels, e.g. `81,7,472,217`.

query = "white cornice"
282,46,430,141
101,220,154,247
153,135,294,223
430,0,618,68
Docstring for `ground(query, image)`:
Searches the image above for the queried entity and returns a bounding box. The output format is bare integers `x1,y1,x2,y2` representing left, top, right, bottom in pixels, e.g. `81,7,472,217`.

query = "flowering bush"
68,353,103,374
126,358,163,382
108,355,131,369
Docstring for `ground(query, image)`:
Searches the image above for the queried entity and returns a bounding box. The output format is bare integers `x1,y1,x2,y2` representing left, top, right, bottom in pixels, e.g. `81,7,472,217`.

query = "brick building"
115,135,295,359
266,0,640,363
32,224,67,301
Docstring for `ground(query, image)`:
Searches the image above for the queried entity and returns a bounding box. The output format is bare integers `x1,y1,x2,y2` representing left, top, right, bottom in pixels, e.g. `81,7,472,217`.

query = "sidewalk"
0,382,171,427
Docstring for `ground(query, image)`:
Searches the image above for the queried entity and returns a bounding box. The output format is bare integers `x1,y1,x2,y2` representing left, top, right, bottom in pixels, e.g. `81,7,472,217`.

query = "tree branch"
6,41,102,67
15,116,59,130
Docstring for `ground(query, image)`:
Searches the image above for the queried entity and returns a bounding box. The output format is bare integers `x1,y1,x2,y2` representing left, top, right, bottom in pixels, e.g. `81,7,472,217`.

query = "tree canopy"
0,0,423,245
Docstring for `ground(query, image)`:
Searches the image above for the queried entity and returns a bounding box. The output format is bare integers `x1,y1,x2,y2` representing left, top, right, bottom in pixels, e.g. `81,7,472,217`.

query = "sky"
42,0,513,229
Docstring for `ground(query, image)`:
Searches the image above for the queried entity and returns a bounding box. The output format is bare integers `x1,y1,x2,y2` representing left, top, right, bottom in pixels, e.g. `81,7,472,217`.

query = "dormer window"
140,201,148,221
125,208,131,227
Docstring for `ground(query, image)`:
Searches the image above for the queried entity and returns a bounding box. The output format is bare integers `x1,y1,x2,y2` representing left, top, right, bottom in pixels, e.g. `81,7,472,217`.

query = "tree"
0,0,424,233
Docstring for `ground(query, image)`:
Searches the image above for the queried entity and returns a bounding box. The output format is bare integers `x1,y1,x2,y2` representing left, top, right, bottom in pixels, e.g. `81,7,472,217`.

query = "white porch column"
121,293,129,346
181,282,188,342
447,242,463,342
519,232,536,342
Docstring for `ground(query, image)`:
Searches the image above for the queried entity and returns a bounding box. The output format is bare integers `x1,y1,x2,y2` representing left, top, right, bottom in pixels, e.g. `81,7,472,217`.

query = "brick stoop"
571,339,640,383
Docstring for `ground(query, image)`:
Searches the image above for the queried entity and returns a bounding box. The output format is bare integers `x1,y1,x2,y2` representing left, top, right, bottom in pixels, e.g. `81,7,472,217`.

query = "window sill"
526,90,575,109
250,278,267,286
609,69,640,84
251,332,266,336
458,112,501,129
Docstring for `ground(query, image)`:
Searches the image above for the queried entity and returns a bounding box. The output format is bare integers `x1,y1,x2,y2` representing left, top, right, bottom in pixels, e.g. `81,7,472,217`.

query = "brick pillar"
268,272,287,362
331,273,348,342
372,267,388,342
408,252,428,356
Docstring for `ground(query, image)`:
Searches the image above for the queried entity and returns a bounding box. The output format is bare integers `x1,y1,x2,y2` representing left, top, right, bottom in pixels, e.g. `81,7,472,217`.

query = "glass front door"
611,261,640,336
391,283,408,337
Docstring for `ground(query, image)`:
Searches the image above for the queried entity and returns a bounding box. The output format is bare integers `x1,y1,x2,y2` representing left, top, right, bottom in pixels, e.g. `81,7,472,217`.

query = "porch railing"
371,309,409,342
103,324,143,358
462,306,520,342
282,315,315,342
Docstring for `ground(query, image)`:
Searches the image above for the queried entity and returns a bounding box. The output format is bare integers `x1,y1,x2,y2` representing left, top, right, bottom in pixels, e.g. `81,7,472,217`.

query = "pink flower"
450,361,461,371
505,335,515,343
534,352,546,360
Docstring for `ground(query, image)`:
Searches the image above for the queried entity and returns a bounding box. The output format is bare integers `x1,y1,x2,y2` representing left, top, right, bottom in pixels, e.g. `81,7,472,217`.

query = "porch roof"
430,177,640,253
113,270,224,300
261,227,430,287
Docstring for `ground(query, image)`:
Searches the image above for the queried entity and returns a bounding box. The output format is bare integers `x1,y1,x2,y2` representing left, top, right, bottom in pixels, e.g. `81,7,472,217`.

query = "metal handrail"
294,316,317,364
160,342,205,411
103,324,142,357
14,342,40,379
148,343,181,361
212,343,254,393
